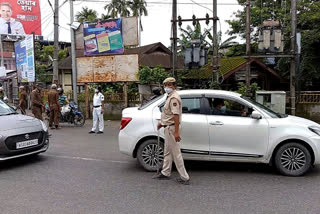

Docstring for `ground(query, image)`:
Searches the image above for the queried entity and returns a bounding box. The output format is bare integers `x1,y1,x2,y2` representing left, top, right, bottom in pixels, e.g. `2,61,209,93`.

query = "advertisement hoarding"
83,18,124,56
14,34,35,82
77,55,138,83
0,0,41,35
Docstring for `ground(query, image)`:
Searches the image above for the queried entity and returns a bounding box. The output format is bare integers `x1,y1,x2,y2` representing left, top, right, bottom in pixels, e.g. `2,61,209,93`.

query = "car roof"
177,89,241,97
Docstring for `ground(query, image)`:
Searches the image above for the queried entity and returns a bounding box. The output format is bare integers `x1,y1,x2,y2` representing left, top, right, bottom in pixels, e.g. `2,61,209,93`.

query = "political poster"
15,34,35,82
83,18,124,56
0,0,41,35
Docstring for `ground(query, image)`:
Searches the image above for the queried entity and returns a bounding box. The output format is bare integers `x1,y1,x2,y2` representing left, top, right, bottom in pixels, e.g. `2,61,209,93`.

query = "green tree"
227,0,320,90
104,0,131,18
75,7,98,22
34,42,68,83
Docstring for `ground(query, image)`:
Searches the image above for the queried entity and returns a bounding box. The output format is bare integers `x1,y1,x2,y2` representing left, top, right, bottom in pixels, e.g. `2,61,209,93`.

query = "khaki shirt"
19,91,28,109
161,90,182,126
48,89,60,110
30,89,43,109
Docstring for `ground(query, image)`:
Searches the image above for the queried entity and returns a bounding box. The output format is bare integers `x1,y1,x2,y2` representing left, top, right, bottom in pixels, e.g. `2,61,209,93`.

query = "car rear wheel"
274,142,312,176
137,139,164,172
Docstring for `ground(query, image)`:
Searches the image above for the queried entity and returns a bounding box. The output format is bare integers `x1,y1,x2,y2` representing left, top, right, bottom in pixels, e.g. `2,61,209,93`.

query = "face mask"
95,89,99,93
221,106,226,113
164,87,173,94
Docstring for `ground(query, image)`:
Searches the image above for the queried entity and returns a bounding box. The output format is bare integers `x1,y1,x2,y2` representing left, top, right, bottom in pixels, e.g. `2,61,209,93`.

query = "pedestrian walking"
89,86,104,134
48,84,61,129
153,77,190,185
30,84,44,121
18,86,27,115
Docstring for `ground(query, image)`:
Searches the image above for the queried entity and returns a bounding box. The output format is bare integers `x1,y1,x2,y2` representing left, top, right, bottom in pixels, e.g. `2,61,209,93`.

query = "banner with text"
83,18,124,56
15,34,35,82
0,0,41,35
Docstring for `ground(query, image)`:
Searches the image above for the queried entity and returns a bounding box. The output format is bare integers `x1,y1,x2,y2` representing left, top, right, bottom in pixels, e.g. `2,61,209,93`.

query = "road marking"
44,154,131,164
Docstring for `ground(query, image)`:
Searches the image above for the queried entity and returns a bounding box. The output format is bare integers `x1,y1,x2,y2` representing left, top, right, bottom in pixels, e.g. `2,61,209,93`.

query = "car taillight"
120,117,132,130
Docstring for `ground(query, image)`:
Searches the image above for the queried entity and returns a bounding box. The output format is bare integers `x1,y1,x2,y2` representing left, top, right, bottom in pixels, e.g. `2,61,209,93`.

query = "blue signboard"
14,35,35,82
83,18,124,56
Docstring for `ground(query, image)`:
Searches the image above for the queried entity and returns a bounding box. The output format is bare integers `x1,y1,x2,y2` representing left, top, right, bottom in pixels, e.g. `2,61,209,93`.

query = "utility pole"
212,0,219,85
0,36,4,67
172,0,177,79
290,0,297,115
70,0,77,104
245,0,251,88
53,0,59,84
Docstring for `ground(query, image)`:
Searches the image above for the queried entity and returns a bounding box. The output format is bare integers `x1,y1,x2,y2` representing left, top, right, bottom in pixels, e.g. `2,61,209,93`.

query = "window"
181,98,201,114
207,97,253,117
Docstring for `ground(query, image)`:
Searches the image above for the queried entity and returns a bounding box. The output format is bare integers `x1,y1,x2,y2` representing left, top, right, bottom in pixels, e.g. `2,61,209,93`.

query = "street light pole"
53,0,59,84
70,0,78,104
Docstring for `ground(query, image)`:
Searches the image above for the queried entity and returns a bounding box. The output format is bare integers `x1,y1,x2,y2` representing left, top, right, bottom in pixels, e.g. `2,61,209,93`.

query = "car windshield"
241,96,284,118
0,100,16,116
138,94,164,110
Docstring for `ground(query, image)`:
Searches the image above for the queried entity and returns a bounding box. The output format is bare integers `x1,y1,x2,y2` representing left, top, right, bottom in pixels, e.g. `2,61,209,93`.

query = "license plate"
16,139,39,149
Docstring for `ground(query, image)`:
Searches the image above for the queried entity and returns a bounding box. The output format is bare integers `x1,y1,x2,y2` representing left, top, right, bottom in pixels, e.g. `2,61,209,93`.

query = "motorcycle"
46,102,85,127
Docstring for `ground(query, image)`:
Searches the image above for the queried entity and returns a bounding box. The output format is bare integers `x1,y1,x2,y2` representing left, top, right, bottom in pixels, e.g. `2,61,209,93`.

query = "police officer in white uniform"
0,2,25,35
89,86,104,134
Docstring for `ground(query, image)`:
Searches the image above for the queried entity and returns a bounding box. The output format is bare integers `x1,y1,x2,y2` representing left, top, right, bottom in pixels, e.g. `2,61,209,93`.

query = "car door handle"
209,121,224,126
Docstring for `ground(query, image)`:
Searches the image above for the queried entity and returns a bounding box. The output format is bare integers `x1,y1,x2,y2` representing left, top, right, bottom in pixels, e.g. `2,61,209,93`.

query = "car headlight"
309,126,320,136
40,121,48,132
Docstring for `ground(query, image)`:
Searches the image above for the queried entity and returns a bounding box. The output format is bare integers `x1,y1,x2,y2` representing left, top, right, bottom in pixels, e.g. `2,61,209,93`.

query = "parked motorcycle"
46,102,85,127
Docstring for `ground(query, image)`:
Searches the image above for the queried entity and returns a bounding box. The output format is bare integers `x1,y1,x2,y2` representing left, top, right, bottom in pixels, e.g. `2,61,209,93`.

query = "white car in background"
118,90,320,176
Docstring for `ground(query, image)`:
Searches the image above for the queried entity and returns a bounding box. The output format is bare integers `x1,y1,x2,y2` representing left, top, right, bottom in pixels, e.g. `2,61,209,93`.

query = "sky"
40,0,243,47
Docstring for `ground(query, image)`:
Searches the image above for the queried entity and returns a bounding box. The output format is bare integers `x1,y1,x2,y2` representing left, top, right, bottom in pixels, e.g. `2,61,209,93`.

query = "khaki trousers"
161,126,190,181
49,108,60,127
32,107,43,121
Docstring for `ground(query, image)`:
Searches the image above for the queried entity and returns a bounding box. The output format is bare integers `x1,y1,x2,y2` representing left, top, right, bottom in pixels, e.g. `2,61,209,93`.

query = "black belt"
163,124,175,128
93,105,101,108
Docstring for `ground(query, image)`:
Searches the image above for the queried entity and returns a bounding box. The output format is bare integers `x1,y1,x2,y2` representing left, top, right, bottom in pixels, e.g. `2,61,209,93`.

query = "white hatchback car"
119,90,320,176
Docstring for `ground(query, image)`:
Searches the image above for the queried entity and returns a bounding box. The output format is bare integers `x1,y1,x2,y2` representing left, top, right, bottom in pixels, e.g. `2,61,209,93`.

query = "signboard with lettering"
83,18,124,56
14,34,35,82
0,0,41,35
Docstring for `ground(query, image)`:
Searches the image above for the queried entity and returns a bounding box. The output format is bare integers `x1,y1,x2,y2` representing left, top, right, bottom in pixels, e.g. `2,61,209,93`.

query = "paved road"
1,121,320,214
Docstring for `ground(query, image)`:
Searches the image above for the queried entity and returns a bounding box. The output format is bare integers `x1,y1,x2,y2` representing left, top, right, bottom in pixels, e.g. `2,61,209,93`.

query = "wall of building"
296,103,320,123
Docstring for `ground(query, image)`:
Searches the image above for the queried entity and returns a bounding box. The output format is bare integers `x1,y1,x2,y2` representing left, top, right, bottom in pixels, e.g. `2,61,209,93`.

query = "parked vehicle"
46,102,85,127
119,90,320,176
0,99,49,160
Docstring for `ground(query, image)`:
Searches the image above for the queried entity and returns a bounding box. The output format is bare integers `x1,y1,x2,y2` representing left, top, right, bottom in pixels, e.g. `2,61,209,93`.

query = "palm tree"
75,7,98,22
101,14,111,20
104,0,131,18
128,0,148,30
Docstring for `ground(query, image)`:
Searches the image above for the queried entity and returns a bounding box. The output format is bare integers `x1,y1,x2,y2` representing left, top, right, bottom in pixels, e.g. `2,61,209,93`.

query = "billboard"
0,0,41,35
77,55,139,83
83,18,124,56
14,34,35,82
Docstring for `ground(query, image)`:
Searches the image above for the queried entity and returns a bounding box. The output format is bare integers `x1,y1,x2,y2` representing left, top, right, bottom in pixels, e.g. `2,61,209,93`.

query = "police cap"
163,77,176,84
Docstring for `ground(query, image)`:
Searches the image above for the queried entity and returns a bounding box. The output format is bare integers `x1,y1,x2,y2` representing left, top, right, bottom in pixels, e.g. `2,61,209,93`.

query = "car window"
206,97,253,117
181,98,201,114
139,94,164,110
0,100,15,116
159,97,202,114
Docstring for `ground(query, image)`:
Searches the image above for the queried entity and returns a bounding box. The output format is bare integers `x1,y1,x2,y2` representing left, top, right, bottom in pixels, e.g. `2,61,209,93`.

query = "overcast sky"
40,0,243,47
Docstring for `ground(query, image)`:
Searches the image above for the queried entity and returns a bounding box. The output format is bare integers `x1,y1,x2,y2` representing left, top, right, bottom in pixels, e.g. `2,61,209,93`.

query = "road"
0,121,320,214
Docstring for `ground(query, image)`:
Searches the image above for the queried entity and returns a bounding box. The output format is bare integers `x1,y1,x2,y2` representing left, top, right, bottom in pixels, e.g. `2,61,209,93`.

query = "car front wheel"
274,142,312,176
137,139,164,172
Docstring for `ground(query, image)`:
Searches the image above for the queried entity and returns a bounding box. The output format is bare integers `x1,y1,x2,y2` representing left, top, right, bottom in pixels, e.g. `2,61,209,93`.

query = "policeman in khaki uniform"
18,86,28,115
153,77,190,185
48,84,61,129
30,84,44,121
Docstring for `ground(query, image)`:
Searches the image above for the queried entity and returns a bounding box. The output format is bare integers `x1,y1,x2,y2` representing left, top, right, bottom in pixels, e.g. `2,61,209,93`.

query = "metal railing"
296,91,320,104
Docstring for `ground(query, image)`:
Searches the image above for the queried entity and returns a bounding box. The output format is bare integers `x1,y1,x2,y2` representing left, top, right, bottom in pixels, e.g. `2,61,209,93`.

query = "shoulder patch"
173,102,177,106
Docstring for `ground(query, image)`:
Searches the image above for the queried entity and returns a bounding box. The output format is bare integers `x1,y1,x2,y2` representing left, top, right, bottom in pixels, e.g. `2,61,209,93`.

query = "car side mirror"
251,111,262,120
